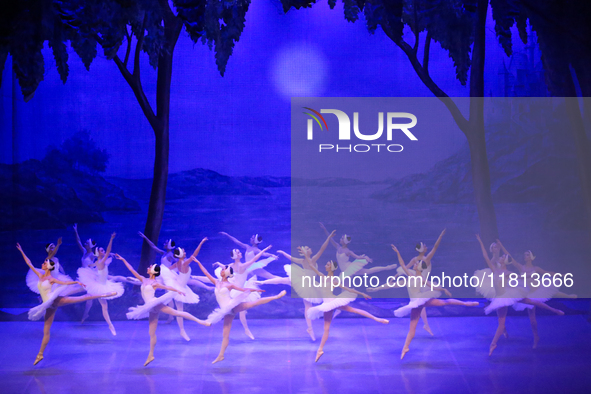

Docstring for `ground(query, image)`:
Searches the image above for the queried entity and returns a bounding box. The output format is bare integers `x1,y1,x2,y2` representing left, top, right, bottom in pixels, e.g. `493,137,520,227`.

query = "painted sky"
1,1,532,179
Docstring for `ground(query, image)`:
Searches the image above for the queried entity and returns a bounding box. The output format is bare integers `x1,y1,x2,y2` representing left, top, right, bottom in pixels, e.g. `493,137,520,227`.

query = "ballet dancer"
276,230,337,341
225,245,278,340
114,254,210,366
43,237,67,275
193,256,286,364
496,239,575,348
319,223,397,277
391,244,479,360
160,238,211,341
77,232,123,335
475,235,564,356
219,232,280,280
17,243,115,365
305,255,388,362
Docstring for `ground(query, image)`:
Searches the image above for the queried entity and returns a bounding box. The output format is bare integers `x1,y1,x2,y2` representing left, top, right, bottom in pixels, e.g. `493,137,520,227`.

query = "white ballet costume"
28,279,72,321
394,275,442,317
306,280,357,321
77,258,124,300
160,265,200,304
27,263,82,298
126,282,176,320
336,249,368,277
161,252,178,268
289,264,323,304
484,268,529,315
245,249,277,273
206,285,252,324
229,269,260,303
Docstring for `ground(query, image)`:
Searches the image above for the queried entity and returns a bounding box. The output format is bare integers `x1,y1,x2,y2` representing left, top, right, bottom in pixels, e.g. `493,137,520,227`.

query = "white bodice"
141,283,156,302
38,279,52,302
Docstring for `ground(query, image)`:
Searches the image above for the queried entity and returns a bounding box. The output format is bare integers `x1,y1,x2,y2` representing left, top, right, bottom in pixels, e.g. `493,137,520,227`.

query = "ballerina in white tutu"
475,235,564,356
114,254,210,366
193,257,286,364
319,223,397,277
219,232,281,280
303,253,388,363
495,239,575,349
276,230,337,341
160,238,212,341
392,245,479,360
76,232,123,335
17,243,115,365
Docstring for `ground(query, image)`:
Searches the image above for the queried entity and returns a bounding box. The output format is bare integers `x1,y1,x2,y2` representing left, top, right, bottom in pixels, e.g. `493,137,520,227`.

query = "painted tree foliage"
0,0,251,271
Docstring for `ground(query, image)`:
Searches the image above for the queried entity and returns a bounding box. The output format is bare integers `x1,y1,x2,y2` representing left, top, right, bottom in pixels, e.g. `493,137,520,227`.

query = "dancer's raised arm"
191,237,208,259
319,223,340,249
138,231,165,254
391,245,412,276
242,245,274,271
16,243,41,278
426,228,446,260
47,237,62,259
228,283,264,294
476,234,495,270
219,232,248,249
114,254,144,282
313,230,337,261
96,233,116,270
191,257,217,285
152,282,185,296
73,224,85,253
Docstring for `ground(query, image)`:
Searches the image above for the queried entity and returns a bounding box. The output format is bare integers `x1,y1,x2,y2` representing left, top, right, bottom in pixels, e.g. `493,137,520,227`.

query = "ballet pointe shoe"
276,290,287,299
467,301,480,307
199,319,211,327
103,292,117,298
423,324,433,335
315,350,324,363
333,309,342,319
180,330,190,342
144,355,155,366
244,328,255,340
555,309,565,316
489,343,497,356
81,312,89,324
400,347,409,360
377,318,389,325
212,355,225,364
109,324,117,336
33,354,44,365
307,327,316,341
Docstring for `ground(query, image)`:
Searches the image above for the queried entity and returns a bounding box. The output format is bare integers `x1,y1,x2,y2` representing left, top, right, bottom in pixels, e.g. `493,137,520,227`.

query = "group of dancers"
17,223,575,366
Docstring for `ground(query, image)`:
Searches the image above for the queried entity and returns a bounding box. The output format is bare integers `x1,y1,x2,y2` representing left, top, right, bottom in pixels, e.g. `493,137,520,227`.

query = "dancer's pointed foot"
244,328,255,340
567,294,577,299
377,318,389,324
180,330,190,342
555,309,565,316
274,290,287,300
503,328,509,339
81,313,89,324
144,356,155,366
109,324,117,336
33,354,43,365
212,355,225,364
400,347,410,360
333,309,342,318
423,324,433,335
307,327,316,341
315,350,324,363
198,319,211,327
466,301,480,307
489,343,497,356
102,292,117,298
533,334,540,349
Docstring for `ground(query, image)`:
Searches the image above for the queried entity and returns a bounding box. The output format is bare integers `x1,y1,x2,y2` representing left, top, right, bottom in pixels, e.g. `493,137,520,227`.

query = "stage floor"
1,316,590,393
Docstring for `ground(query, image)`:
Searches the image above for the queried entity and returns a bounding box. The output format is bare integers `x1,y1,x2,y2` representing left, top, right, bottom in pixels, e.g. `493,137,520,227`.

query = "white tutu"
28,283,75,321
394,290,442,317
246,256,277,273
306,291,356,320
206,288,252,324
341,259,368,277
290,264,323,304
230,275,261,303
77,267,124,300
485,287,529,314
527,285,560,303
27,268,82,297
474,268,496,299
160,265,200,304
126,291,176,320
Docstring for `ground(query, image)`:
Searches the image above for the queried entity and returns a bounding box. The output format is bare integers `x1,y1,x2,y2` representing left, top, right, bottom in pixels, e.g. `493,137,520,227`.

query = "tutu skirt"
206,290,252,324
290,264,323,304
394,290,442,317
27,269,83,297
341,259,368,277
126,291,177,320
28,285,73,321
474,268,496,299
306,291,357,320
160,266,200,304
230,275,261,303
77,267,124,300
485,287,529,314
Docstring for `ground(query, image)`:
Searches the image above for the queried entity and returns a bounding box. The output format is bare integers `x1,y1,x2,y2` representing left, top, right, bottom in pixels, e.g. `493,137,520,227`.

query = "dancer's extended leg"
233,290,287,313
58,292,117,306
316,310,334,362
304,300,315,341
420,308,433,336
81,299,93,323
522,298,564,315
98,298,116,336
490,306,507,356
213,314,234,364
146,311,158,366
339,305,389,324
160,305,210,326
172,300,189,341
401,307,422,360
527,307,539,349
239,311,255,340
35,307,56,365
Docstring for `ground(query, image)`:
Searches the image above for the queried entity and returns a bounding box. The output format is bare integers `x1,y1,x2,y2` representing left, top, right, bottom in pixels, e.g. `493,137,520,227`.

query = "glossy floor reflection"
1,316,590,393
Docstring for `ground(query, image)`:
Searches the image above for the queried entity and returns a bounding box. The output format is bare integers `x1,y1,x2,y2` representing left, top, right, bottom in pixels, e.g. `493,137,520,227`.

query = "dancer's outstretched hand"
113,253,124,260
138,231,146,238
329,230,336,238
390,244,399,253
111,232,117,239
475,234,481,241
57,237,63,245
16,243,22,251
73,223,77,231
